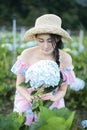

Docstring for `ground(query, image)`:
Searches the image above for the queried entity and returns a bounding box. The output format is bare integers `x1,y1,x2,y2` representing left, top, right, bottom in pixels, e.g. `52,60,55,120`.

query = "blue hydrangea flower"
70,77,85,91
81,120,87,129
25,60,60,89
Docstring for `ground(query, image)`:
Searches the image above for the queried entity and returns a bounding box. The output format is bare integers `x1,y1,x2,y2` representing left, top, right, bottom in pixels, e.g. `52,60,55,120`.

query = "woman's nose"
44,42,48,48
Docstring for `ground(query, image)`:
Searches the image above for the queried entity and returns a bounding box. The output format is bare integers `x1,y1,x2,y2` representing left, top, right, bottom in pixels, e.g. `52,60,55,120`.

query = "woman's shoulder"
59,49,72,61
59,49,73,68
20,46,38,63
22,46,37,55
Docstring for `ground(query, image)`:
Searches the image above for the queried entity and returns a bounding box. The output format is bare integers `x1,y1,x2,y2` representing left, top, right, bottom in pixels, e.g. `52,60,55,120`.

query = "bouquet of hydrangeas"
21,60,62,113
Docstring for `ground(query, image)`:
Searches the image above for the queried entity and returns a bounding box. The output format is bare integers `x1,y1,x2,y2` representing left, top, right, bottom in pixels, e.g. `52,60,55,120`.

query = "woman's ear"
56,37,60,43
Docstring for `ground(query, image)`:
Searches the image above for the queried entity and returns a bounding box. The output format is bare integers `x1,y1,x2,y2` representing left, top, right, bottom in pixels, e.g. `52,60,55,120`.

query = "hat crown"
24,14,72,42
35,14,62,28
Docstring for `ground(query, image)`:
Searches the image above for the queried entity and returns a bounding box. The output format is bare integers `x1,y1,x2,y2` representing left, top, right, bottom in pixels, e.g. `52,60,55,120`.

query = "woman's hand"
38,84,68,102
27,95,34,102
39,92,58,102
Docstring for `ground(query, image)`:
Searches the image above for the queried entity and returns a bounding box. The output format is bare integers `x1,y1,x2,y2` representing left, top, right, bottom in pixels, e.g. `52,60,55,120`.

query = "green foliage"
0,0,87,29
39,117,66,130
29,107,75,130
0,112,25,130
0,107,76,130
64,35,87,110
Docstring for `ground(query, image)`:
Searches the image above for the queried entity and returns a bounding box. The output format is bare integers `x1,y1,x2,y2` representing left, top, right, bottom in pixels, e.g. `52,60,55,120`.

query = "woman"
11,14,76,125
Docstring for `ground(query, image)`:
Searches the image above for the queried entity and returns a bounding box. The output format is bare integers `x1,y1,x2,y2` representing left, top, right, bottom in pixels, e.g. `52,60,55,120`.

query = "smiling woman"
11,14,76,126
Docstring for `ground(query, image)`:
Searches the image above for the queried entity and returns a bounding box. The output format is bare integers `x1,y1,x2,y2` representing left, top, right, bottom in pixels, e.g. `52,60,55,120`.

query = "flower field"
0,29,87,130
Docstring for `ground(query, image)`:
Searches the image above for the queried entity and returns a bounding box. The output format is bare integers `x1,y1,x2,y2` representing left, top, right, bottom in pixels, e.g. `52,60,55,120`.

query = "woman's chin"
42,50,53,55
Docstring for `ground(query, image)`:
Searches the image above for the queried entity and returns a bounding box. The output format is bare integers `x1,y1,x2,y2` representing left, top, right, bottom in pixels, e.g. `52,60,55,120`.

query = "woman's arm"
16,75,33,103
41,84,68,102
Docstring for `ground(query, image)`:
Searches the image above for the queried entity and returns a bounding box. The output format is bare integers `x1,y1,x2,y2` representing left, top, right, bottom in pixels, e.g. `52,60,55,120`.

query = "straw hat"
24,14,72,42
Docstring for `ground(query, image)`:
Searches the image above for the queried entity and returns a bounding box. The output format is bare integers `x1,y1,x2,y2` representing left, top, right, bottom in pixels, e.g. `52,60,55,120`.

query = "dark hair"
50,34,64,67
51,34,64,80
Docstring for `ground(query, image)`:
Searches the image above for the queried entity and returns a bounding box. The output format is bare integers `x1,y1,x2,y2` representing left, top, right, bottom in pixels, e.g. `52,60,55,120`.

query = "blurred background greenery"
0,0,87,129
0,0,87,29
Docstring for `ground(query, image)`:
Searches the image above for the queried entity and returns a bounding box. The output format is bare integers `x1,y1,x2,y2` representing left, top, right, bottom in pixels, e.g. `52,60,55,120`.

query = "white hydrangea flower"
25,60,60,89
70,77,85,91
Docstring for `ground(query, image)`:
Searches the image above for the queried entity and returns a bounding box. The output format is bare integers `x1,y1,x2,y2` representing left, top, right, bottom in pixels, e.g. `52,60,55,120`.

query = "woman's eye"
39,40,44,43
47,40,52,43
37,39,44,43
37,38,53,43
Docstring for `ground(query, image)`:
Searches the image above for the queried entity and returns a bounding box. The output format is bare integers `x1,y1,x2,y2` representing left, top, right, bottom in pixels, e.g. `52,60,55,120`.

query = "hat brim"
24,26,72,42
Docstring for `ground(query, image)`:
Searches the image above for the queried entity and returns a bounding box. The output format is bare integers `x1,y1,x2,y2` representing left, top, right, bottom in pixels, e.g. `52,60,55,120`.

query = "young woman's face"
36,34,55,55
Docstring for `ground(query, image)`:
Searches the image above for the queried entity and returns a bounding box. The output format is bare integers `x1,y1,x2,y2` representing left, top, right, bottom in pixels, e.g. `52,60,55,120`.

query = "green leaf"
44,85,58,93
39,107,56,123
32,98,40,111
20,81,31,88
52,107,74,120
39,117,66,130
32,97,43,112
65,111,75,130
29,107,75,130
43,100,53,108
29,121,41,130
0,112,25,130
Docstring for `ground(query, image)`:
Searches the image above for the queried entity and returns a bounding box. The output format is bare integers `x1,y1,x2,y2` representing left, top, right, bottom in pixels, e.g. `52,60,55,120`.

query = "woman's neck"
38,50,54,61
